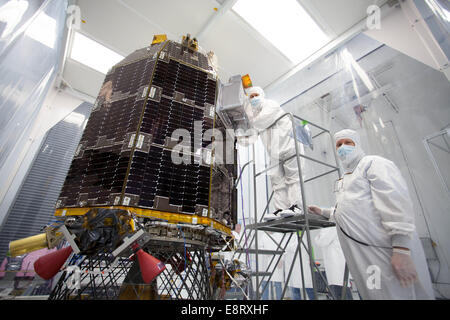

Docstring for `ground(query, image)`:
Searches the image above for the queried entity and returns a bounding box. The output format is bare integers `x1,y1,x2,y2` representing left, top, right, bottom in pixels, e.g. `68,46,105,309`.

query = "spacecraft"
56,34,236,225
9,34,250,300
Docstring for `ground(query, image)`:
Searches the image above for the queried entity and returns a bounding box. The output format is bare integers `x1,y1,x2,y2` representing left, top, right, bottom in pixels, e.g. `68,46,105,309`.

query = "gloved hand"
391,249,418,288
308,205,323,216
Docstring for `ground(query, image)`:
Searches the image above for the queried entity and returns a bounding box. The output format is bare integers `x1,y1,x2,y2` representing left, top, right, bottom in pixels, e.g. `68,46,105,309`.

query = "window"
232,0,329,64
70,31,124,74
25,13,56,49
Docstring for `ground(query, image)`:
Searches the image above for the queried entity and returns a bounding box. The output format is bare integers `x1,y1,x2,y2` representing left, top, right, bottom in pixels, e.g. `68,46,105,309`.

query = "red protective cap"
135,248,166,283
34,246,73,280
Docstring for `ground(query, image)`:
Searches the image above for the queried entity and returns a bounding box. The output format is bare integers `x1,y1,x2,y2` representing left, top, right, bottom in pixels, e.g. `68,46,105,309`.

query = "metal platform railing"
234,112,350,300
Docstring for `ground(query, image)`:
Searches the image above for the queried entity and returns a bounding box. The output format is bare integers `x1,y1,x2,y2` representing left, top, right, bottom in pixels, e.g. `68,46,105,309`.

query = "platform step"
236,249,284,255
250,272,272,277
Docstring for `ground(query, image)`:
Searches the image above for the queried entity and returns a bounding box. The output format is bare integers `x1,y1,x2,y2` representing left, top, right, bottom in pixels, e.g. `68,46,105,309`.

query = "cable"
331,205,392,250
217,233,250,300
217,252,250,300
176,225,187,299
431,259,450,299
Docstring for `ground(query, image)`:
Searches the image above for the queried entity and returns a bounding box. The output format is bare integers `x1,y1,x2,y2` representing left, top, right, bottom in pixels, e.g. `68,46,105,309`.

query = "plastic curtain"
281,33,450,294
424,0,450,32
0,0,67,172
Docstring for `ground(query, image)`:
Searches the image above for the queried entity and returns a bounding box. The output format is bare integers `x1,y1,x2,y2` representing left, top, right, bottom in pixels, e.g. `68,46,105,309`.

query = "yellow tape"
55,206,231,235
152,34,167,45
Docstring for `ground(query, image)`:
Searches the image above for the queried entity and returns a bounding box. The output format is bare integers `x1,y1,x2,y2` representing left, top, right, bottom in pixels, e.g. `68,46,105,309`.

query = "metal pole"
252,144,260,299
292,114,330,133
255,151,339,177
296,230,307,299
260,233,292,298
340,263,350,300
300,239,337,300
288,113,318,299
304,168,339,184
327,131,342,177
424,134,450,198
280,228,307,300
280,236,300,300
236,191,274,260
312,130,327,139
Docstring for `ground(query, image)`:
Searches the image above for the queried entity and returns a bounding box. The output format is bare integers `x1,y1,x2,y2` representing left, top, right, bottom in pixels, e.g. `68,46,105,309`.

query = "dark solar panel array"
126,148,211,213
57,41,218,215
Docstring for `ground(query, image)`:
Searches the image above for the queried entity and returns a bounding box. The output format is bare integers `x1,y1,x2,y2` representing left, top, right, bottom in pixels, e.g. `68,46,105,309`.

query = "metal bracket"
112,229,145,257
59,225,80,254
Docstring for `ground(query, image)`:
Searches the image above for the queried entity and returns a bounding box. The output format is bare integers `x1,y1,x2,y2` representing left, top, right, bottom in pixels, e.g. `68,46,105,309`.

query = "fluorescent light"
0,0,29,38
25,13,56,48
232,0,329,64
70,32,124,74
425,0,450,22
64,112,85,125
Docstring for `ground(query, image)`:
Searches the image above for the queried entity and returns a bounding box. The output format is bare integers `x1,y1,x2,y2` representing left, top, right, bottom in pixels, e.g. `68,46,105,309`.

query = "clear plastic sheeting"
280,35,450,297
0,0,67,172
292,119,313,150
0,104,91,299
415,0,450,60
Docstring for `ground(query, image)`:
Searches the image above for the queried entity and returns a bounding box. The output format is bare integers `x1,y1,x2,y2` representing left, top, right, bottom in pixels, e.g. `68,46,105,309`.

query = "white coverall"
314,227,348,286
322,130,434,299
284,235,313,291
244,87,305,211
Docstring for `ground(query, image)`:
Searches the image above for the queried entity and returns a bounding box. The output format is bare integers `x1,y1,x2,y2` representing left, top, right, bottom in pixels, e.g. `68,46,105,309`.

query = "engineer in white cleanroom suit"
242,86,305,217
308,129,434,300
315,227,352,299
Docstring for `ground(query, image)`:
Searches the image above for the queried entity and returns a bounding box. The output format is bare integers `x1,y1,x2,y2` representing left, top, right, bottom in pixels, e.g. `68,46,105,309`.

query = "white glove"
391,249,418,288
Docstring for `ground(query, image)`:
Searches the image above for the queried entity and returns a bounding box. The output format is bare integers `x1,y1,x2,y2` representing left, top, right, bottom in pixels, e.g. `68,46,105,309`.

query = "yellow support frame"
55,207,231,235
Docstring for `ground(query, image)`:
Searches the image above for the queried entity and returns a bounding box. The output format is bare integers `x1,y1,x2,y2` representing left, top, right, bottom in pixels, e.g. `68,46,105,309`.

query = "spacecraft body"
7,37,247,299
54,39,237,251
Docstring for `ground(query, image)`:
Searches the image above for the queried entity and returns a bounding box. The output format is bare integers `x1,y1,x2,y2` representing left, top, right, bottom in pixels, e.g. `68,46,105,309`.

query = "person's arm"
366,157,418,287
236,102,258,146
366,157,416,249
251,100,285,130
321,207,335,221
308,205,336,222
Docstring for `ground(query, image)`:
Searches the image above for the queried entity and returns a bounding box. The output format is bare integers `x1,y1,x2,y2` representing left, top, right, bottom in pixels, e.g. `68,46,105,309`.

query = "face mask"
337,144,356,161
250,96,262,107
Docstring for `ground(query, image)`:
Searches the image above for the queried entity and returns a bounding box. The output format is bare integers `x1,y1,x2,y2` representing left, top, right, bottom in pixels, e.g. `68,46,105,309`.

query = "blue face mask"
337,144,355,160
250,96,262,107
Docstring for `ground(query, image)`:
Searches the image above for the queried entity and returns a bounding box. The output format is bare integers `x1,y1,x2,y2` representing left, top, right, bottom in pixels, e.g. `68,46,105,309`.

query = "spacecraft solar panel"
56,41,236,225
